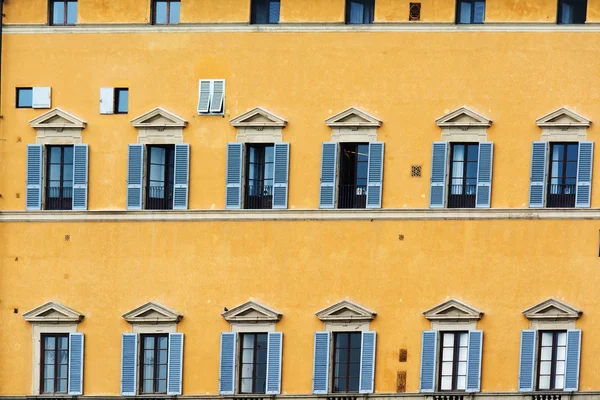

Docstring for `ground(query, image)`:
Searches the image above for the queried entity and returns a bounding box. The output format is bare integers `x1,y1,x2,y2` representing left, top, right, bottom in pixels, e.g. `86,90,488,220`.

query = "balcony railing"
45,186,72,210
338,184,367,209
244,184,273,210
447,185,476,208
547,184,576,208
146,185,173,210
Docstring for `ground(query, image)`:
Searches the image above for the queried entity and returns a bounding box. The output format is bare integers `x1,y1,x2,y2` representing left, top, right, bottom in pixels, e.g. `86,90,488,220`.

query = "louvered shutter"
359,331,376,394
126,144,144,210
564,329,582,392
225,143,243,209
576,142,594,208
518,330,536,392
72,144,89,210
312,331,330,394
419,330,437,392
266,332,283,394
100,88,114,114
529,141,548,208
68,332,84,395
211,80,225,114
466,330,483,392
121,333,138,396
197,80,211,113
26,144,43,210
219,332,236,395
167,333,184,395
272,143,290,209
475,142,494,208
319,142,338,209
429,142,448,208
173,144,190,210
366,142,384,209
32,86,51,108
269,0,281,22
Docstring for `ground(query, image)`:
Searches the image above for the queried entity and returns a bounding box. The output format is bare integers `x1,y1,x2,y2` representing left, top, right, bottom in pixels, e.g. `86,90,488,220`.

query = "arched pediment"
29,108,87,130
122,302,182,324
23,301,84,323
222,300,282,323
315,299,376,322
522,298,581,321
423,299,483,321
325,107,382,128
230,107,287,128
435,107,492,128
130,107,187,128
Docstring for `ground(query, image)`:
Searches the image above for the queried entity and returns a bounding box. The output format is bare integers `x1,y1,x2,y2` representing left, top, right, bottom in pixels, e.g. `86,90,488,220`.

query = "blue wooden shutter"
72,144,89,210
126,144,144,210
211,80,225,114
529,141,548,208
225,143,243,209
518,330,536,392
173,144,190,210
26,144,43,210
419,330,437,392
366,142,384,209
466,330,483,392
429,142,448,208
273,143,290,209
475,142,494,208
167,333,184,395
219,332,236,395
564,329,582,392
312,331,330,394
359,331,376,393
319,142,338,209
68,332,84,395
121,333,138,396
576,142,594,208
266,332,283,394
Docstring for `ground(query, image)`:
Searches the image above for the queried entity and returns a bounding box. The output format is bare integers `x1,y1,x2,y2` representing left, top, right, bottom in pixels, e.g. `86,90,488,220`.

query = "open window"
558,0,587,24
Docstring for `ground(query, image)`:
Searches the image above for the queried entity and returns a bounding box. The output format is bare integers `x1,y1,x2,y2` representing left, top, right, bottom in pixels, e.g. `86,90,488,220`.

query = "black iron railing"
338,184,367,209
244,184,273,209
447,185,476,208
146,185,173,210
45,186,72,210
547,184,576,208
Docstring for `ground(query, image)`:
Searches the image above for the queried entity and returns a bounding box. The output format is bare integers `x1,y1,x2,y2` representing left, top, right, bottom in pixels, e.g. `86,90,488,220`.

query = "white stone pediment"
23,301,84,323
315,300,376,322
230,107,287,128
222,300,282,323
325,107,382,128
29,108,87,129
423,299,483,321
435,107,492,128
523,298,581,321
123,302,182,324
130,107,187,128
536,107,591,128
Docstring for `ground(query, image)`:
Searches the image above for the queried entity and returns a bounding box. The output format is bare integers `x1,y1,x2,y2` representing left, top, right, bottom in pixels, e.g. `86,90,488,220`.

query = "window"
251,0,280,24
338,143,368,209
456,0,485,24
46,145,74,211
345,0,374,24
41,334,69,394
448,143,478,208
239,333,268,394
538,331,567,390
140,334,168,394
439,332,468,391
146,145,175,210
115,88,129,114
197,80,225,115
17,88,33,108
333,332,361,393
244,144,274,209
558,0,587,24
50,0,77,25
547,142,578,208
152,0,180,25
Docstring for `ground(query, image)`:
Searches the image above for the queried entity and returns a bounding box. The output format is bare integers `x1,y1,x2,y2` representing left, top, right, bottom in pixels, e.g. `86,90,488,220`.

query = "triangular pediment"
222,300,282,323
435,107,492,128
325,107,382,128
536,107,591,128
29,108,87,129
230,107,287,128
122,302,182,324
130,107,187,128
423,299,483,321
23,301,84,323
523,298,581,321
315,300,376,322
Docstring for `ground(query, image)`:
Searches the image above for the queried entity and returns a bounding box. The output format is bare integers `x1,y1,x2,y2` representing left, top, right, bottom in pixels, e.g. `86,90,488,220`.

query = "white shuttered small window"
197,79,225,115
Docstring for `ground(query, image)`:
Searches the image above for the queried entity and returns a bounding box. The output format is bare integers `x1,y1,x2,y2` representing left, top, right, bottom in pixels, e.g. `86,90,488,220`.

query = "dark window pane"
459,1,471,23
52,1,65,25
348,376,360,392
67,1,77,24
252,0,269,24
17,88,33,108
473,1,485,23
63,146,73,164
347,0,374,24
154,1,167,24
335,378,346,392
350,333,362,348
116,89,129,113
169,1,180,24
255,378,266,393
336,333,348,348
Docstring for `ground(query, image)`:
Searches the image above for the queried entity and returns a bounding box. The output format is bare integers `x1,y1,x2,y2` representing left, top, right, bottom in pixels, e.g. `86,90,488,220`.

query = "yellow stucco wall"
485,0,558,22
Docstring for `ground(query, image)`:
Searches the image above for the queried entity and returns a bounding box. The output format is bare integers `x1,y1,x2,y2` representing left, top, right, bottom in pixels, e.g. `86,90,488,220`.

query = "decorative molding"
423,299,483,322
122,301,183,324
436,107,491,142
222,300,282,323
230,107,287,143
522,298,581,321
326,107,381,142
130,107,187,144
29,108,86,144
536,107,591,142
315,299,376,322
23,301,84,323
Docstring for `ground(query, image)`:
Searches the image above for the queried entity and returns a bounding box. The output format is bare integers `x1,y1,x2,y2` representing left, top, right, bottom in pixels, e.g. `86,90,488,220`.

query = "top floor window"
50,0,77,25
558,0,587,24
251,0,280,24
456,0,485,24
152,0,180,25
346,0,374,24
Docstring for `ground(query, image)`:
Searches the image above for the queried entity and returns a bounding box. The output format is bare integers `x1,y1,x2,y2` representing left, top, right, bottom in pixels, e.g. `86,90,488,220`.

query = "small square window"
115,88,129,114
152,0,180,25
346,0,375,24
17,88,33,108
456,0,485,24
251,0,280,24
50,1,77,26
558,0,587,24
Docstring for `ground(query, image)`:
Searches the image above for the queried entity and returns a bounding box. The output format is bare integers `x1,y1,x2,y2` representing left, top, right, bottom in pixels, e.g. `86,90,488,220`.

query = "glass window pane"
58,365,68,379
473,1,485,23
459,332,468,346
334,362,346,378
440,376,452,390
335,348,347,363
17,88,33,107
555,374,565,390
143,364,154,380
59,350,68,363
350,333,362,348
540,347,553,361
443,332,454,346
257,333,268,348
158,364,167,379
142,379,153,393
256,362,267,378
253,0,268,24
458,347,468,361
349,348,360,363
241,364,253,378
44,378,54,393
335,377,346,392
45,350,56,364
150,165,165,182
67,1,77,24
257,349,267,363
144,336,155,349
63,165,73,182
53,1,65,25
555,360,565,375
241,378,253,393
567,144,578,160
116,90,129,113
457,375,467,390
556,346,566,360
442,347,454,361
255,378,266,393
242,333,255,348
457,361,467,375
541,332,553,346
154,2,167,24
349,362,360,377
44,364,55,378
557,332,567,346
169,1,180,24
158,349,167,364
441,361,452,375
539,375,550,390
158,336,168,349
45,336,57,349
58,379,67,393
336,334,348,348
157,379,167,393
539,360,551,374
242,349,254,363
348,376,359,392
459,1,472,23
144,349,155,364
349,2,365,24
